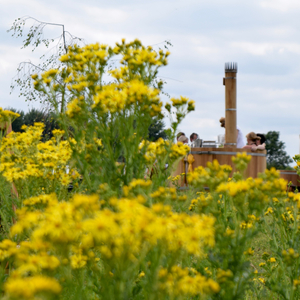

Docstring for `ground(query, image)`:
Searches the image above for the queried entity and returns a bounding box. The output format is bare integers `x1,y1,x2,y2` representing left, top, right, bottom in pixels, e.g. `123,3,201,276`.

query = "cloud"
81,7,128,24
259,0,300,12
230,41,300,56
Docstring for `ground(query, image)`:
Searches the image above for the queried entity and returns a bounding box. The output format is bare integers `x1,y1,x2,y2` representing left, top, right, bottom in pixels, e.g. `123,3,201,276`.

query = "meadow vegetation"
0,39,300,300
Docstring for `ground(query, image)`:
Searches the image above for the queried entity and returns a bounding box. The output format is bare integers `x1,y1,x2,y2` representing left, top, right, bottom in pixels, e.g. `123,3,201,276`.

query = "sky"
1,0,300,164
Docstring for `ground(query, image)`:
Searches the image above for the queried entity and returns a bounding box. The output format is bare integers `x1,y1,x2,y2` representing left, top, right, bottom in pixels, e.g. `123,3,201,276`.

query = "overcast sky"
1,0,300,164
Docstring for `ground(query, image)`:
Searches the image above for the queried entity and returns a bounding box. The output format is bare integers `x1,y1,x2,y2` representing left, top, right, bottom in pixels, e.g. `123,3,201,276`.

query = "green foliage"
148,117,167,141
265,131,293,170
31,40,193,193
0,177,16,239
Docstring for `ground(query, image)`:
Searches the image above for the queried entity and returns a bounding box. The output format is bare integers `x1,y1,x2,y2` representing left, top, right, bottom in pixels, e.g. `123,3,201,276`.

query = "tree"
148,117,167,141
265,131,293,170
8,16,84,111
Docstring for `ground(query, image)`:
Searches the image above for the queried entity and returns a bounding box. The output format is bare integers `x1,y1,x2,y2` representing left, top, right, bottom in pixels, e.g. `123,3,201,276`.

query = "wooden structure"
224,62,237,148
278,170,300,191
172,148,266,187
171,62,267,187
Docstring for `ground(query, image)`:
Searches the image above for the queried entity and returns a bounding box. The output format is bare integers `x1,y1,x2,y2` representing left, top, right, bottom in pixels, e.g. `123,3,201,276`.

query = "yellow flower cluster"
91,80,162,117
4,275,61,299
169,174,181,182
33,40,172,122
232,152,252,171
281,206,295,222
65,96,84,118
268,257,276,263
150,186,187,202
217,174,286,200
22,193,57,207
169,142,190,160
158,265,220,297
217,180,250,197
189,193,212,211
118,41,169,67
94,197,215,255
142,138,190,167
282,248,299,266
264,207,274,215
244,247,254,255
40,69,60,86
123,178,152,197
0,107,20,125
0,191,216,299
294,277,300,287
0,123,77,186
216,268,233,283
60,43,110,68
168,96,195,112
240,220,254,230
187,159,232,189
144,138,168,163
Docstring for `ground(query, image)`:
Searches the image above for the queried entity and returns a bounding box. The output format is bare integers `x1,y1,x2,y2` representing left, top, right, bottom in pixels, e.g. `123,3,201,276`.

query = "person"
190,132,202,148
251,133,266,151
243,132,260,149
190,133,198,143
176,132,185,141
177,135,188,144
219,117,245,148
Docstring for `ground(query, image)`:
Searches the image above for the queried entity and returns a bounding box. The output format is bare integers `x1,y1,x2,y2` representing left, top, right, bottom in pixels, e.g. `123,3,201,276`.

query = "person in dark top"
251,133,266,151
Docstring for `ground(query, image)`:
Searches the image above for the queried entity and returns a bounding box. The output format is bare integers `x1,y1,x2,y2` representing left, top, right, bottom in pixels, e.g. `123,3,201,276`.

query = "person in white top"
219,117,245,148
236,126,245,148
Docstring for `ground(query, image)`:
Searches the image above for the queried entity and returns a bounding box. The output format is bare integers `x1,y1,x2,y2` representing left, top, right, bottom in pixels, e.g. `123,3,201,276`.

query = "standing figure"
219,117,245,148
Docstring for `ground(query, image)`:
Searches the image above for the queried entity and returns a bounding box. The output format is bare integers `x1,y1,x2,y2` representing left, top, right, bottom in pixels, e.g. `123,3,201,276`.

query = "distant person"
190,133,198,143
190,132,202,148
243,132,260,149
219,117,245,148
176,132,185,141
177,135,188,144
251,133,266,151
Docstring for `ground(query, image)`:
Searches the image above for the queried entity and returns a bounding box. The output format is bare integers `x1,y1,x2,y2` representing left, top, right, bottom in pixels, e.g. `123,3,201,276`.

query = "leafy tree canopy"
148,117,167,142
265,131,293,170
